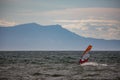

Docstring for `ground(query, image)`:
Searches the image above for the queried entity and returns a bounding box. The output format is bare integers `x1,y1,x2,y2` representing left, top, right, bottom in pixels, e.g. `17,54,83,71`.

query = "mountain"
0,23,120,51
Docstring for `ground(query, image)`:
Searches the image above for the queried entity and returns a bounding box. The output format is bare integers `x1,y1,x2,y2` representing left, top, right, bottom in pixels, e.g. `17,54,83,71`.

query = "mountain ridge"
0,23,120,51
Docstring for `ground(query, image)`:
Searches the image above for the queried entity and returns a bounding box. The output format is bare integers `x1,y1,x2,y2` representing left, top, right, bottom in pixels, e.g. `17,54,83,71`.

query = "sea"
0,51,120,80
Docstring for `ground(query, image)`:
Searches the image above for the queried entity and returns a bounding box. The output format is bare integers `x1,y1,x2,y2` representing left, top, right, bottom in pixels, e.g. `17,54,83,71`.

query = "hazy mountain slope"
0,23,120,50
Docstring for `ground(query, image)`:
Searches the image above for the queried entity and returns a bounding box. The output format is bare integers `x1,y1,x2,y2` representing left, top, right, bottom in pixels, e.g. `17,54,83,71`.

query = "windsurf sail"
79,45,92,64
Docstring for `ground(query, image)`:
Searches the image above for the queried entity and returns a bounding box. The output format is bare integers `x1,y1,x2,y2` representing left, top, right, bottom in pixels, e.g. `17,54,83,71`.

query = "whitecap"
81,62,108,66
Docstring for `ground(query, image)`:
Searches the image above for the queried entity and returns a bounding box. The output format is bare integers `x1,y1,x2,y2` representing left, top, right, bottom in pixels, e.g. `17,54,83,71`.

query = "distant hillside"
0,23,120,51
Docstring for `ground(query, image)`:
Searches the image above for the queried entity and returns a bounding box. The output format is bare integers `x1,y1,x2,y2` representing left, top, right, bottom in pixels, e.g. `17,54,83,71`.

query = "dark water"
0,51,120,80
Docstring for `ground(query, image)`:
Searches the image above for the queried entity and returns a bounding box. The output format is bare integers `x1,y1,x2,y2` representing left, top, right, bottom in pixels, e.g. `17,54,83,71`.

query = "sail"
79,45,92,64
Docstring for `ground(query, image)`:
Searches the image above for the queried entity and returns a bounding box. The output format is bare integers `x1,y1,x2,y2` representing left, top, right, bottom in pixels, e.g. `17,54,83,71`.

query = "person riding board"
79,45,92,64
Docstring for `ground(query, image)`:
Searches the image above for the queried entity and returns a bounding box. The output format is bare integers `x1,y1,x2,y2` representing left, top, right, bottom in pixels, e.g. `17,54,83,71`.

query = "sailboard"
79,45,92,64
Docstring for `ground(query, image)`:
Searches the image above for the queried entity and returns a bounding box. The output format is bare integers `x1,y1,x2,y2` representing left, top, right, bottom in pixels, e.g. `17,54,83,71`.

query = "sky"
0,0,120,40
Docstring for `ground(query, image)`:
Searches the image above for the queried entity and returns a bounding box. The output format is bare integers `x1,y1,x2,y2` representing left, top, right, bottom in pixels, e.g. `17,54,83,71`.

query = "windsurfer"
79,45,92,64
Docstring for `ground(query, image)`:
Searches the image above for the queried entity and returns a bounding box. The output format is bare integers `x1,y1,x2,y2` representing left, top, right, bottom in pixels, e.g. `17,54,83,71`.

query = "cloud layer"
51,8,120,40
0,20,16,27
60,19,120,40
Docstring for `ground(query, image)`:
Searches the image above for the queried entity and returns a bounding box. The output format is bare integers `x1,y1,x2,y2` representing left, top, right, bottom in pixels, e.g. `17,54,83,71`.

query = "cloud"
54,19,120,25
44,8,120,20
0,20,16,27
17,8,120,20
49,8,120,40
54,19,120,27
57,19,120,40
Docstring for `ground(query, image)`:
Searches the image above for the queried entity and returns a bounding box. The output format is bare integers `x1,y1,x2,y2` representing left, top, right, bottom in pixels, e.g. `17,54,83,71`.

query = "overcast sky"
0,0,120,40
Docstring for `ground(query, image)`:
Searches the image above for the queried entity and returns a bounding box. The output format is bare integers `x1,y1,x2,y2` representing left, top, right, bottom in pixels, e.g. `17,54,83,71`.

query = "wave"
81,62,108,66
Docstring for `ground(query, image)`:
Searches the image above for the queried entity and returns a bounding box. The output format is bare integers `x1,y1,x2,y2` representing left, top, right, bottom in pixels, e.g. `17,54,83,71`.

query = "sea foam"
81,62,108,66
